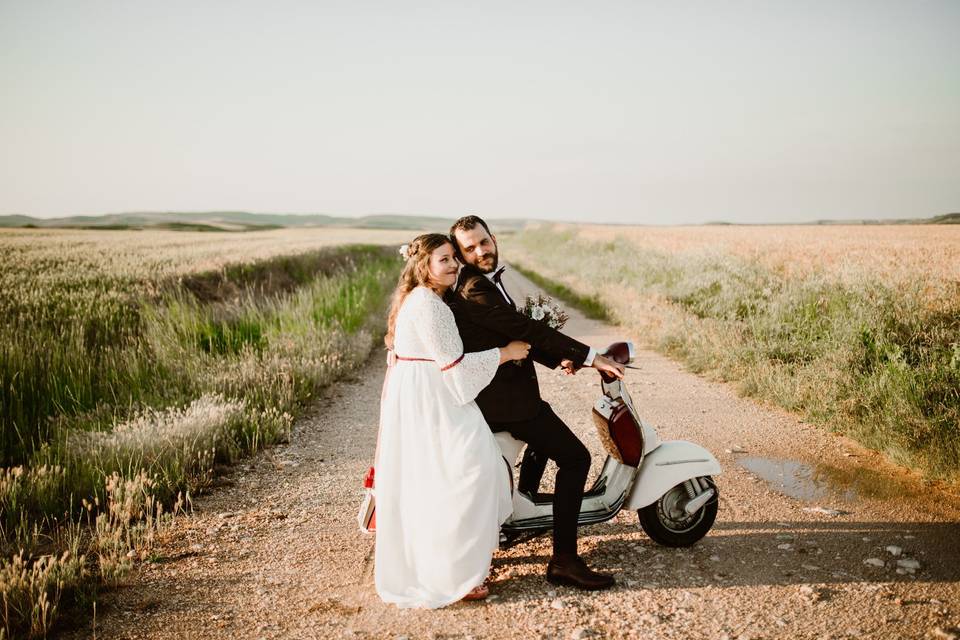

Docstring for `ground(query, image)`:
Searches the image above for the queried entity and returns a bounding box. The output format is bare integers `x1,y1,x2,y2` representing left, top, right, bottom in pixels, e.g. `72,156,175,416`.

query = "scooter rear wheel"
638,477,718,547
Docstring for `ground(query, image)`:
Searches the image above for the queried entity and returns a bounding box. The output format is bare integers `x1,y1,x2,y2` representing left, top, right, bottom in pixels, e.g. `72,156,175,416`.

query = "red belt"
392,352,464,371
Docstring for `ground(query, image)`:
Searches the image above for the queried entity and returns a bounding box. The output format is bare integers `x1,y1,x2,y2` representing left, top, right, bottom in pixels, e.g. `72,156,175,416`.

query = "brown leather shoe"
546,554,615,590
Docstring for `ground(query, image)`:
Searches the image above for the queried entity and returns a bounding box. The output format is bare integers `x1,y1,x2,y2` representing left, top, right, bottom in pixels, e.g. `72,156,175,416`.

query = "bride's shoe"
461,583,489,601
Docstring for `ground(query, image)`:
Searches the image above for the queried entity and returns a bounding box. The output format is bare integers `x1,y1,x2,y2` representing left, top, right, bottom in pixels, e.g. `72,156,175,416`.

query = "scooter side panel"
625,440,722,510
495,431,525,468
502,457,637,531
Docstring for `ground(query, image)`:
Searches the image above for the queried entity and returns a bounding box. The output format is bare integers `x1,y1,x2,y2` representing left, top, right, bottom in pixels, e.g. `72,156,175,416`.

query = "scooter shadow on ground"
487,519,960,597
594,520,957,588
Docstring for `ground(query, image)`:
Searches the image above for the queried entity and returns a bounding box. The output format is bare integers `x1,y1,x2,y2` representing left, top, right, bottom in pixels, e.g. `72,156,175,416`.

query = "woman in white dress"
375,233,530,608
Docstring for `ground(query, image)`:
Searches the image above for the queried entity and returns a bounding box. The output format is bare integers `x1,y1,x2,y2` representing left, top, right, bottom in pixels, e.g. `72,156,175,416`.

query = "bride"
375,233,530,608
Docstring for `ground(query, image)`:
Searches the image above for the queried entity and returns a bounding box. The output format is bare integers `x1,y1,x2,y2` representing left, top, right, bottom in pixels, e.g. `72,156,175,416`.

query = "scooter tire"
637,480,719,548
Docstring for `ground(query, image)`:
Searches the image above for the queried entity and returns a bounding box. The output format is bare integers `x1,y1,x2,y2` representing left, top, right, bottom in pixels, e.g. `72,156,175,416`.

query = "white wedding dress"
375,286,513,609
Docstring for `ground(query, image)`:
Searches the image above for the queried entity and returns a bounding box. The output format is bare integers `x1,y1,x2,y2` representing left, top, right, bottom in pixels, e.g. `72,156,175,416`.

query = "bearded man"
447,214,624,590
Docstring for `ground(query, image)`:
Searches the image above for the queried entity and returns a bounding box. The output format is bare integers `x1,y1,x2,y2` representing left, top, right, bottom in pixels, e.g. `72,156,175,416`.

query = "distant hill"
1,211,955,230
700,213,960,226
809,213,960,225
927,213,960,224
0,211,533,232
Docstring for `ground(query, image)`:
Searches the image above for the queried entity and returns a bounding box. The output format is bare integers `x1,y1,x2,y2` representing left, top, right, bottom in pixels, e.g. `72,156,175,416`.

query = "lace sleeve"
411,288,500,406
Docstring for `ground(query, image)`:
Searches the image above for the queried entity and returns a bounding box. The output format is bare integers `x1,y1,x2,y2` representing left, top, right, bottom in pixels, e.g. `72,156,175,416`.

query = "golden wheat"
570,223,960,291
0,227,412,303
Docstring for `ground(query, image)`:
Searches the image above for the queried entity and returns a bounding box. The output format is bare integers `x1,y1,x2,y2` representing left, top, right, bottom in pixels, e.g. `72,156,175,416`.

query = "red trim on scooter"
609,405,643,466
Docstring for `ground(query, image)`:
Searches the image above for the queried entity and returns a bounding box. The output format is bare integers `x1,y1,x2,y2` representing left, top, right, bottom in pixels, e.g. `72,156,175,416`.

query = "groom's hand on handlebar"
591,354,625,379
559,359,579,376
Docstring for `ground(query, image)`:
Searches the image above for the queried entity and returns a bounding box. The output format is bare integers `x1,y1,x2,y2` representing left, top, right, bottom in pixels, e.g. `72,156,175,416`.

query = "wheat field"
0,227,411,277
1,227,411,304
570,224,960,297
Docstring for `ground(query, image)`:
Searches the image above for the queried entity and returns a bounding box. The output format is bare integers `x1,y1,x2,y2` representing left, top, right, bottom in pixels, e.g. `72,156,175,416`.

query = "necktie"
491,267,515,307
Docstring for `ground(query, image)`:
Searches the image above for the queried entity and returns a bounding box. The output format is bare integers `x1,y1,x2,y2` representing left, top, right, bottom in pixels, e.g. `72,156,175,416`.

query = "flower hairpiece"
398,244,412,261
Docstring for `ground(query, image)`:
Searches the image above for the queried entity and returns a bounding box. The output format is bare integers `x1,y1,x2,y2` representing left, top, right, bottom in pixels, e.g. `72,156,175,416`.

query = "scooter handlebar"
596,341,634,383
601,341,635,366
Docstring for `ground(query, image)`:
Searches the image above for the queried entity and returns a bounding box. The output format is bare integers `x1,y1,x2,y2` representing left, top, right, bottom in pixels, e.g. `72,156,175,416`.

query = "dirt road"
75,269,960,640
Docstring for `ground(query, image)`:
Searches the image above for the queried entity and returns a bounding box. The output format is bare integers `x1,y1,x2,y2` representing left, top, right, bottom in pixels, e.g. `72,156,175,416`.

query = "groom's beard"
475,251,498,273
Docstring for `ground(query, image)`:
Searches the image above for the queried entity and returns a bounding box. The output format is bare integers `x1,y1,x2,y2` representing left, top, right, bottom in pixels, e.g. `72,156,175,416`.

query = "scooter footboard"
625,440,722,510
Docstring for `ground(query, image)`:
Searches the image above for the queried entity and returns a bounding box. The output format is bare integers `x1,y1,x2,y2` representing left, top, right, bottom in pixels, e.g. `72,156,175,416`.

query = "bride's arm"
413,291,502,406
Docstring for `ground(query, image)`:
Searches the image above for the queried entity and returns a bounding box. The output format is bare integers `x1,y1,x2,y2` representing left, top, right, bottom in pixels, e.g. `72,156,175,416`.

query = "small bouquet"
520,294,569,330
513,294,569,365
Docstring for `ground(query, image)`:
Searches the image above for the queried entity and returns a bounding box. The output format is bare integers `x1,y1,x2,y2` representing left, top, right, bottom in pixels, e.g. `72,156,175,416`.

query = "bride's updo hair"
384,233,456,350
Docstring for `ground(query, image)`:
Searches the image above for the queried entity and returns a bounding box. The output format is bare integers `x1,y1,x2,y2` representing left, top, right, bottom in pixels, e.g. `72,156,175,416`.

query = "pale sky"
2,1,958,224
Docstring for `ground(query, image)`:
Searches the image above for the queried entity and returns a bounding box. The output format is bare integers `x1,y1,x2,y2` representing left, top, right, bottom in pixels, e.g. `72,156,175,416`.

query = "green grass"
504,228,960,481
0,243,401,637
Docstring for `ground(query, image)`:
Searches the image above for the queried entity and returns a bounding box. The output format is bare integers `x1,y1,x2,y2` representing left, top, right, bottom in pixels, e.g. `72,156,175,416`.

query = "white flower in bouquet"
509,294,568,365
520,294,569,330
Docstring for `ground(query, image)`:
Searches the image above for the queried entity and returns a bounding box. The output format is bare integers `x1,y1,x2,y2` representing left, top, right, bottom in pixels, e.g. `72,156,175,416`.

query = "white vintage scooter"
497,342,721,548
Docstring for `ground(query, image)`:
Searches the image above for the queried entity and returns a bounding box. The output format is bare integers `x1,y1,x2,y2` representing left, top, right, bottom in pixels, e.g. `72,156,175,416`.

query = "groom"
448,215,624,590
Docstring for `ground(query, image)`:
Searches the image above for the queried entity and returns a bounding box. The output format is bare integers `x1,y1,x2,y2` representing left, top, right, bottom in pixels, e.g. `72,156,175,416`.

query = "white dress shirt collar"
484,264,507,282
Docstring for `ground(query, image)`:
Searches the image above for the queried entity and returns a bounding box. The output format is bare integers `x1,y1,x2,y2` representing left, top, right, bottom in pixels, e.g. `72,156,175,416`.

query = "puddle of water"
738,457,858,502
739,455,960,520
812,462,927,501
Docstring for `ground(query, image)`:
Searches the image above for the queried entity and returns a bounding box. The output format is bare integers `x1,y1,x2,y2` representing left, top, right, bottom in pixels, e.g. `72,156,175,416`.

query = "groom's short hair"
449,215,492,240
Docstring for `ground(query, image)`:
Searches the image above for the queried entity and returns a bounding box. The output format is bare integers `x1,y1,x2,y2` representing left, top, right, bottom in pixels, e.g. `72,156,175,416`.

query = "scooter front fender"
625,440,722,510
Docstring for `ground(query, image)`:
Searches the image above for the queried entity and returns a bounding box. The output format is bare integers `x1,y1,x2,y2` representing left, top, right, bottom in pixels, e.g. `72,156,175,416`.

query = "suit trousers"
489,400,591,556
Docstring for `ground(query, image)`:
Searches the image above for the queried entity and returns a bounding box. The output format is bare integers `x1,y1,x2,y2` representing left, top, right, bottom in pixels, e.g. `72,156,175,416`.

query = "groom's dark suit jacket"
447,264,590,423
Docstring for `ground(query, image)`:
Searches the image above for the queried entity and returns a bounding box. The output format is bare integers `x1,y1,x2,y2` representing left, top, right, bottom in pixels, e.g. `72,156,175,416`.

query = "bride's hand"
499,340,531,364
